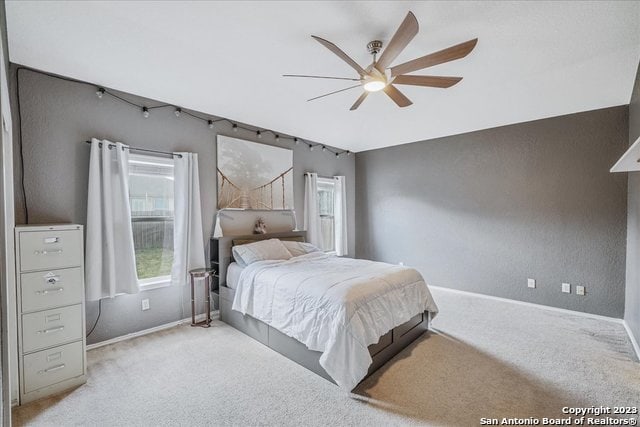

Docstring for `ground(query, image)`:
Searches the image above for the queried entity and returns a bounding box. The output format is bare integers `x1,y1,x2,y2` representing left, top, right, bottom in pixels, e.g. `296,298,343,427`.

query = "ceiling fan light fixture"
363,79,386,92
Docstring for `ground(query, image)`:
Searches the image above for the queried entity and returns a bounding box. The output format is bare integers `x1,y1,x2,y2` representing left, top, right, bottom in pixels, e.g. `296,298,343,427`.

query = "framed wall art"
217,135,293,210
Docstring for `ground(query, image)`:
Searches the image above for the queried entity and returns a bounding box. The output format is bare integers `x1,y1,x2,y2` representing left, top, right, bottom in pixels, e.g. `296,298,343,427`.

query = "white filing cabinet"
15,224,87,404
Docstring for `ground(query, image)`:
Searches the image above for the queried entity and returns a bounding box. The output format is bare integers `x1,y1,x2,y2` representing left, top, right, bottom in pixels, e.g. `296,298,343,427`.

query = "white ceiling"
6,1,640,152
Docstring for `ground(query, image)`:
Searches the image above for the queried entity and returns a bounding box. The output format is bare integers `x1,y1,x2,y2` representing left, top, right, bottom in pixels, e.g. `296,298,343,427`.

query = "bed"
213,231,438,391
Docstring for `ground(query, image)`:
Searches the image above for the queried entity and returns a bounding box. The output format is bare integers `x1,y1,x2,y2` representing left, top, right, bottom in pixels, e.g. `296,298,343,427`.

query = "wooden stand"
189,268,214,327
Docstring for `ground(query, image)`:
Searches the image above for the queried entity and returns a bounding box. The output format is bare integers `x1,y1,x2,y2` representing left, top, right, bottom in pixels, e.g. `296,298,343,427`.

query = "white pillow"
232,238,292,267
282,240,321,257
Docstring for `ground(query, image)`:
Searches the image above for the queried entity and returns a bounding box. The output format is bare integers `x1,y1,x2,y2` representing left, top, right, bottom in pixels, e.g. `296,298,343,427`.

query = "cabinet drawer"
19,229,83,272
22,305,83,353
21,267,84,313
396,312,424,338
368,329,393,357
22,341,84,393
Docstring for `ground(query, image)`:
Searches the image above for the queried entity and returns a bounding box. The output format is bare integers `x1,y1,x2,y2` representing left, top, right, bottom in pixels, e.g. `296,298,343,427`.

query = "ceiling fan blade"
307,84,362,102
350,92,369,111
383,84,412,108
392,75,463,88
390,38,478,77
375,11,419,73
311,36,367,77
283,74,361,81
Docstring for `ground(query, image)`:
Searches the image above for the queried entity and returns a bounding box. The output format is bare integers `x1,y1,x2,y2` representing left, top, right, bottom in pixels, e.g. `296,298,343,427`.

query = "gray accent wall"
356,106,628,318
626,61,640,344
10,66,355,345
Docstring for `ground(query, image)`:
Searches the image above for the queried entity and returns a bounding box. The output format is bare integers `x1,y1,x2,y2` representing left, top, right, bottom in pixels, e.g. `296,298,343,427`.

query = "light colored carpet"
13,288,640,426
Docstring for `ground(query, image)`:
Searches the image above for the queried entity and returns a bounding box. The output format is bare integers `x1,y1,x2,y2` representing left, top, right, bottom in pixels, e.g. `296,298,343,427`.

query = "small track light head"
232,124,238,132
257,130,262,139
96,88,105,99
142,107,149,118
208,120,214,129
174,108,182,118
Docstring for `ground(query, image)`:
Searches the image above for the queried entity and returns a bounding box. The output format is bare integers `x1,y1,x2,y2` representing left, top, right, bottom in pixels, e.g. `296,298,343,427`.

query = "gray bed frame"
213,231,431,386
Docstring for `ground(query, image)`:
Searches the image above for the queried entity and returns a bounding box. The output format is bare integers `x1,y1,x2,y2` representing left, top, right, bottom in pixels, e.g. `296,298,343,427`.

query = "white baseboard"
87,287,640,362
87,311,220,351
622,320,640,361
429,285,624,324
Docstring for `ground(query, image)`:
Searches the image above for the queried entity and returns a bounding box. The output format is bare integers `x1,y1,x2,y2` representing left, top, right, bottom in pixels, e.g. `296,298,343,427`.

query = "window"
317,178,335,252
128,154,175,287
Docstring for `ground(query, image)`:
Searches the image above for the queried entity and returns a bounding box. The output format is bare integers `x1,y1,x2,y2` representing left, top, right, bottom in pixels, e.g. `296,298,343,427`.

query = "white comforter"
231,252,438,391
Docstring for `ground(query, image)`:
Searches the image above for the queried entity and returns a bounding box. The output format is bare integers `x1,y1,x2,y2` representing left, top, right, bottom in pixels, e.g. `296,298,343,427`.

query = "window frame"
316,177,336,254
128,153,175,290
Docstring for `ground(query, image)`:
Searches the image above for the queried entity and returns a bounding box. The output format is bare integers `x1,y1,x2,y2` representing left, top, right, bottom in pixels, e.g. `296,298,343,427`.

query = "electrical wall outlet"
576,285,585,296
141,299,150,311
562,283,571,294
527,278,536,289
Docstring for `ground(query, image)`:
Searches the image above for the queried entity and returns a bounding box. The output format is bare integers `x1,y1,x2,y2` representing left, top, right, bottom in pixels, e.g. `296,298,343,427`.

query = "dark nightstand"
189,268,214,327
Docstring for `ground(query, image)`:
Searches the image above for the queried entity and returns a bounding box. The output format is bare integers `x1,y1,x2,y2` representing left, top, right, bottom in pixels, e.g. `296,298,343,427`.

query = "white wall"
625,61,640,352
0,0,16,417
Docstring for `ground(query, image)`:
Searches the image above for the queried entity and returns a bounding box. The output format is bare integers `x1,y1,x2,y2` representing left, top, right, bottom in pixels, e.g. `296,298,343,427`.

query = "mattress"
226,262,244,290
231,252,438,390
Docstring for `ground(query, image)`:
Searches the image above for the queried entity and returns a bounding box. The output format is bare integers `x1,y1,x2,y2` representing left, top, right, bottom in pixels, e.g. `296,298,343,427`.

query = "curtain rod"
303,172,334,179
84,140,182,158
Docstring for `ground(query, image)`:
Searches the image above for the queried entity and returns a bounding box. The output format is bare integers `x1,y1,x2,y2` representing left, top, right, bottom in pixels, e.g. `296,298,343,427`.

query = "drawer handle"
43,237,60,244
34,249,63,256
39,364,65,374
37,326,65,334
35,287,64,295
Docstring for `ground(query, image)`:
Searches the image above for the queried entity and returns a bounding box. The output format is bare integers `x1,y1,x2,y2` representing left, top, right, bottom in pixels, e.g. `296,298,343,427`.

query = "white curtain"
333,176,348,256
85,138,139,301
172,152,205,286
304,172,321,247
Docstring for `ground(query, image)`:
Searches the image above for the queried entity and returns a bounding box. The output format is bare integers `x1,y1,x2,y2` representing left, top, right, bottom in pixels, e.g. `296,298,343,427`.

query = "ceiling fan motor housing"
367,40,383,55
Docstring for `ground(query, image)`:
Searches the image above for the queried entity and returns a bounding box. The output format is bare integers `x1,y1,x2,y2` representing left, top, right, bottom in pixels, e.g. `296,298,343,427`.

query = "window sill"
138,277,172,291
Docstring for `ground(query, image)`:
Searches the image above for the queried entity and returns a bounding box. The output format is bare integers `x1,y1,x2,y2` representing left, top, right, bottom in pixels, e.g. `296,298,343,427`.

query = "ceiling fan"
284,11,477,110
